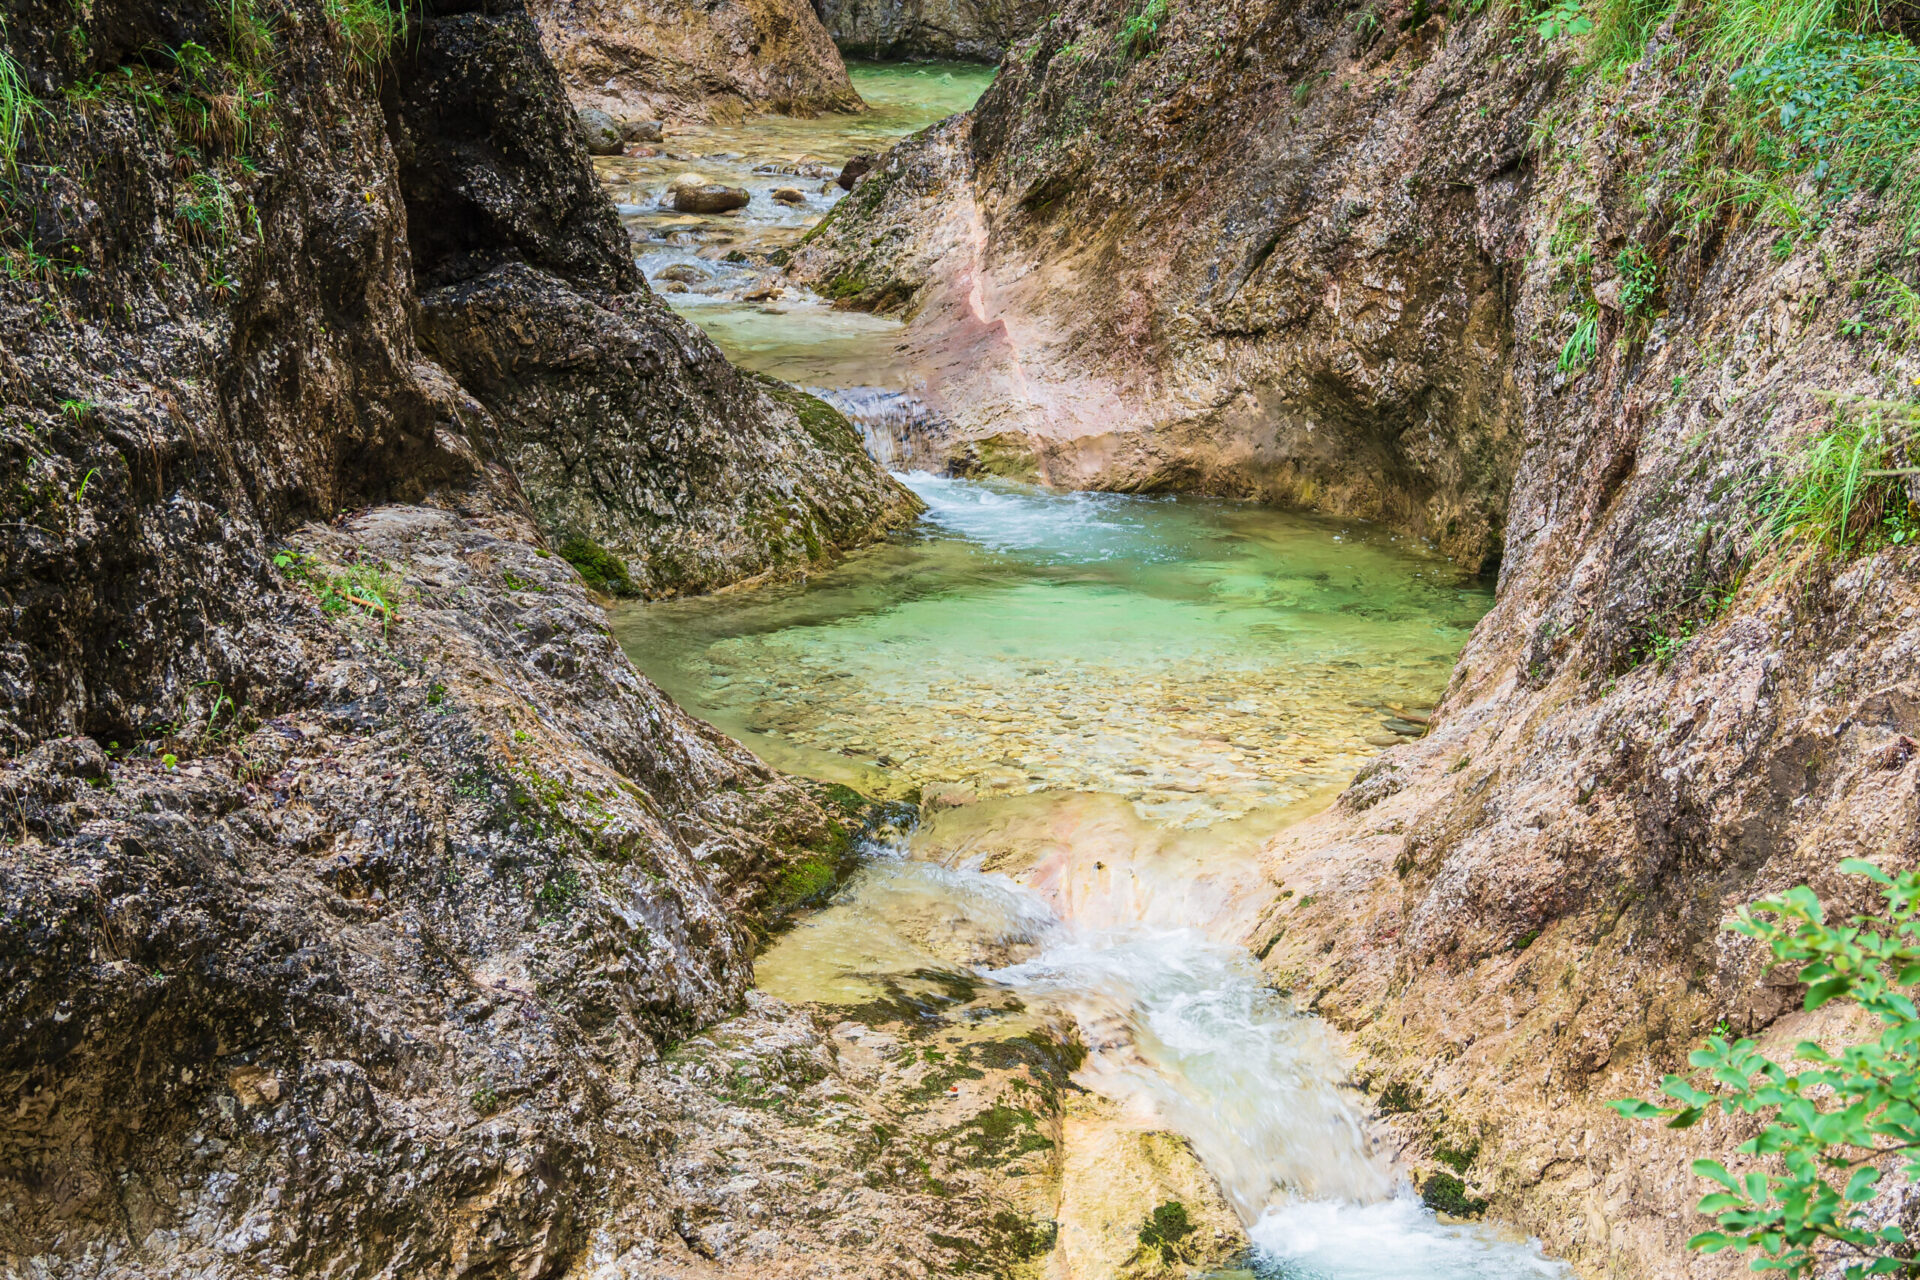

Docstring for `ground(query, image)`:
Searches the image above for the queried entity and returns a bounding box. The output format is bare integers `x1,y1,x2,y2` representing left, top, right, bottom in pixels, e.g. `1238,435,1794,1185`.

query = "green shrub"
1119,0,1172,59
1612,861,1920,1279
1558,305,1600,372
1731,33,1920,220
0,46,40,172
1616,243,1658,316
323,0,407,74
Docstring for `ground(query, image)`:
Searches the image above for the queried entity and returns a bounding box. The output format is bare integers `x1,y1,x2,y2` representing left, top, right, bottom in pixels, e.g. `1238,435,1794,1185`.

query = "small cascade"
809,384,948,471
756,824,1568,1279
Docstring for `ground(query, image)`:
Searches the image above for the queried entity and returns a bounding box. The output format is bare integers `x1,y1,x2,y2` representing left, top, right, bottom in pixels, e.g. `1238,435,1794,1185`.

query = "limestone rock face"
789,0,1532,571
420,266,924,597
524,0,863,121
812,0,1051,61
387,4,920,596
0,0,917,1274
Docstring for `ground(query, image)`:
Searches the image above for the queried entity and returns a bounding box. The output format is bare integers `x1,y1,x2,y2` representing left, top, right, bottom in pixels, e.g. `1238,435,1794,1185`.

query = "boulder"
772,187,806,205
577,106,622,155
671,182,751,214
655,263,712,284
619,118,664,143
835,153,877,190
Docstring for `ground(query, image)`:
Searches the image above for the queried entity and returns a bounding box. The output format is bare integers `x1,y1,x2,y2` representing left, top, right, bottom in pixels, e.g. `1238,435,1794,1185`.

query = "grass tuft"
323,0,408,75
1755,398,1919,560
0,46,40,173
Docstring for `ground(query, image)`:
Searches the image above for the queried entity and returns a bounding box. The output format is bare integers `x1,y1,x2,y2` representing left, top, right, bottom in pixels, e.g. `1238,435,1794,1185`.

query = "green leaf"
1693,1160,1742,1191
1840,859,1893,885
1845,1166,1881,1201
1807,975,1853,1009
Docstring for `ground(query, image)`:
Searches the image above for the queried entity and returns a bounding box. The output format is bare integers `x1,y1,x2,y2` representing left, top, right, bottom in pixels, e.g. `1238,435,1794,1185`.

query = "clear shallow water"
593,62,994,387
610,61,1561,1280
618,474,1487,827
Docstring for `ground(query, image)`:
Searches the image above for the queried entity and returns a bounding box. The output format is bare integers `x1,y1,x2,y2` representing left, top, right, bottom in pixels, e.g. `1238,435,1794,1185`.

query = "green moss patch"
1420,1171,1488,1218
559,534,635,596
946,1102,1054,1166
1137,1200,1196,1262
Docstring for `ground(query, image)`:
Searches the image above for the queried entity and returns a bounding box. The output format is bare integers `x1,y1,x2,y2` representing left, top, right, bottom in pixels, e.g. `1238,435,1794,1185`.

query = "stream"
606,64,1566,1280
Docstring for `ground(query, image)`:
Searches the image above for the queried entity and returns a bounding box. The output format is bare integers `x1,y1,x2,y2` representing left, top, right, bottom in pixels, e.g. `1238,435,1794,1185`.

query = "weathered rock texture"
812,0,1050,61
790,0,1536,570
0,0,922,1274
524,0,864,121
795,0,1920,1274
391,0,922,597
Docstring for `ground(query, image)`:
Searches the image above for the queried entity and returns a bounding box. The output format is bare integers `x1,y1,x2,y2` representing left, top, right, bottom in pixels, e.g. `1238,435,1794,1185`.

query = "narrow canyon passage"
609,66,1564,1278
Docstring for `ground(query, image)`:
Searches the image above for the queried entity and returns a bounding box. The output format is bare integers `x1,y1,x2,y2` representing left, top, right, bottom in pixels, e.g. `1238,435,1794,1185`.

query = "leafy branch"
1612,860,1920,1278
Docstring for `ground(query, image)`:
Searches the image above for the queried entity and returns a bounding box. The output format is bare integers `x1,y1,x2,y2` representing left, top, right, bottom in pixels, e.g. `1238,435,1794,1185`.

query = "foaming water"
1251,1199,1569,1279
989,927,1391,1215
757,832,1566,1279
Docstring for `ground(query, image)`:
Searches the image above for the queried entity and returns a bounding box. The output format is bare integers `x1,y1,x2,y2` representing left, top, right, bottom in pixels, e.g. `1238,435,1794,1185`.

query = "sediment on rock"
524,0,864,121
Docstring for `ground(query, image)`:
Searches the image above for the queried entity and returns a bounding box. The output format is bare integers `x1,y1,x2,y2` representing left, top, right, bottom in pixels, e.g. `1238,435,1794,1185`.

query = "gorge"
2,0,1917,1276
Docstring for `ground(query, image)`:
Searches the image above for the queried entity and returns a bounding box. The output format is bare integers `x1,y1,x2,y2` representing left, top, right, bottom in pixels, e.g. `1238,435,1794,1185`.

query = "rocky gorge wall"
0,0,952,1274
791,0,1920,1274
811,0,1051,61
524,0,864,121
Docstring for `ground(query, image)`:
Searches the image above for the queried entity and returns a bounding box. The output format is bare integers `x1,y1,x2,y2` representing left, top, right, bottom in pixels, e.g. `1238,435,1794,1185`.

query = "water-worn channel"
607,65,1566,1280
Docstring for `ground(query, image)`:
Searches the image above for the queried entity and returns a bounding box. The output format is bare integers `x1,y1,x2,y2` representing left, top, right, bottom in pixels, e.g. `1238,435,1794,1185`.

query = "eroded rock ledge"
525,0,864,121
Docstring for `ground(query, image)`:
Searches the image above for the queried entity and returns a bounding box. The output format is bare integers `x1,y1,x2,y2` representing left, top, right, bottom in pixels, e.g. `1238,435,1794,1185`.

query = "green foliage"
176,169,240,243
1871,274,1920,349
1701,0,1875,72
1136,1201,1196,1262
1648,619,1697,666
1731,33,1920,222
1754,398,1918,560
168,39,277,151
322,0,407,74
1118,0,1171,60
274,550,403,624
1558,304,1600,372
1616,243,1659,316
558,534,634,596
0,45,39,173
1611,861,1920,1279
1535,0,1593,41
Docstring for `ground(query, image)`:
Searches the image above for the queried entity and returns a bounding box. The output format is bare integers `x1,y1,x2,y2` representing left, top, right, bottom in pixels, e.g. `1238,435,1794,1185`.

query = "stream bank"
603,65,1567,1277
